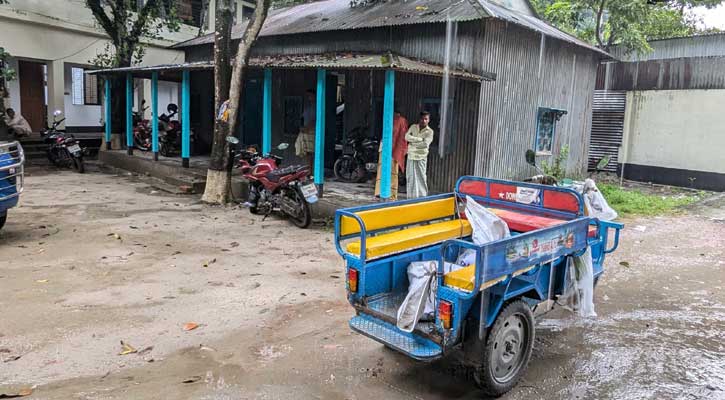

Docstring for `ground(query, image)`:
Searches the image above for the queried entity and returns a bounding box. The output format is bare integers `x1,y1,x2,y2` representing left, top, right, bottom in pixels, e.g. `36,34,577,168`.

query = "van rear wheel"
474,300,534,397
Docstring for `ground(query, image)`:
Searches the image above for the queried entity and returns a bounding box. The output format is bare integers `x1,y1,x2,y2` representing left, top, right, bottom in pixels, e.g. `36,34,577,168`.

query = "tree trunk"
202,0,271,204
201,0,234,204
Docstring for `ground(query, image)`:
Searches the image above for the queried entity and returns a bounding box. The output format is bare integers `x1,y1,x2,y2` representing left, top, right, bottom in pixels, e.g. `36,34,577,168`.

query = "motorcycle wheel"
287,187,312,229
72,156,85,174
134,135,151,151
333,157,364,183
159,141,171,157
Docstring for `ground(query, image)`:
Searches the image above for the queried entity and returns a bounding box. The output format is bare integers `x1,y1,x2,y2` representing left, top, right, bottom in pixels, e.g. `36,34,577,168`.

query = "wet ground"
1,167,723,399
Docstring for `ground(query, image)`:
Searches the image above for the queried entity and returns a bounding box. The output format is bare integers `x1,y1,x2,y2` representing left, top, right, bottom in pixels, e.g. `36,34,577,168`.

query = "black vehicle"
40,110,85,173
158,103,194,157
333,127,379,183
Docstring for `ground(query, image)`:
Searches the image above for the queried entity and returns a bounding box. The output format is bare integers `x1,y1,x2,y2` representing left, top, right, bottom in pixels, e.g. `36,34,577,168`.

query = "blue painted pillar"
262,69,272,154
104,79,111,149
181,70,190,168
151,72,159,161
380,69,395,200
314,69,326,194
125,73,133,155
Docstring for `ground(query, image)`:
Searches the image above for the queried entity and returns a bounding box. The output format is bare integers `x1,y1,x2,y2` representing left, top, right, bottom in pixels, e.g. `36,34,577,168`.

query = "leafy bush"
541,145,569,181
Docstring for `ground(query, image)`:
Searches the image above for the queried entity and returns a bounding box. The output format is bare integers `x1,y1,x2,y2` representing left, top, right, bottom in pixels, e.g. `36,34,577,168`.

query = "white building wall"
0,0,196,130
620,89,725,174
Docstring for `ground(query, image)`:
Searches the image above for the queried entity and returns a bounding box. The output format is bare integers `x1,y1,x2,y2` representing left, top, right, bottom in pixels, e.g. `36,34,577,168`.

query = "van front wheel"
474,300,535,397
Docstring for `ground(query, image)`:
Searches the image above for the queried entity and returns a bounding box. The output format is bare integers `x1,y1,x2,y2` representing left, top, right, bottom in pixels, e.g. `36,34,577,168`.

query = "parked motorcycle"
159,103,194,157
227,136,317,228
133,100,152,151
40,110,85,173
333,127,379,183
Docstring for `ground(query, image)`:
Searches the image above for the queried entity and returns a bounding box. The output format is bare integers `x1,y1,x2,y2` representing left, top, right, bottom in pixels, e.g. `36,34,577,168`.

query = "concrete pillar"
46,60,65,130
380,69,395,200
262,68,272,154
314,68,326,195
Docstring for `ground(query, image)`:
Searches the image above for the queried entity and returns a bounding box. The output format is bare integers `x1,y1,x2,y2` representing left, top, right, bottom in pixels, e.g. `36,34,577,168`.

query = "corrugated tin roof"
86,52,492,82
610,33,725,61
478,1,609,56
172,0,610,57
251,52,492,81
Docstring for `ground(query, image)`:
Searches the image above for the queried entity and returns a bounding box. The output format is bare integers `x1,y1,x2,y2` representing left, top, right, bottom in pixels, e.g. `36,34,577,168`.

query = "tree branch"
85,0,118,43
226,0,272,135
130,0,161,43
595,0,607,48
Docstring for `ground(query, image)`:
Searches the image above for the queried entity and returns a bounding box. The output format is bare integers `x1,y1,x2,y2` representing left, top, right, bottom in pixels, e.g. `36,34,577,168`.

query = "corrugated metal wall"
475,20,599,180
184,18,602,188
588,90,625,172
611,33,725,61
596,56,725,91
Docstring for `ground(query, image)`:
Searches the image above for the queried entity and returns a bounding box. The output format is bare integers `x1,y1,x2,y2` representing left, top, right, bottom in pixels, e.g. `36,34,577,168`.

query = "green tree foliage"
85,0,181,68
530,0,724,54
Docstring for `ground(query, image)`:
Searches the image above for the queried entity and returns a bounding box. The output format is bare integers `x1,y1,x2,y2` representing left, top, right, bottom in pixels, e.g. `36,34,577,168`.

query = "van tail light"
438,301,453,330
348,268,359,293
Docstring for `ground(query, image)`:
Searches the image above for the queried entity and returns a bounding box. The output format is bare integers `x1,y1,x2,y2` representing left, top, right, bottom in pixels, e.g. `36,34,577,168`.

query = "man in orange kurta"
375,110,409,199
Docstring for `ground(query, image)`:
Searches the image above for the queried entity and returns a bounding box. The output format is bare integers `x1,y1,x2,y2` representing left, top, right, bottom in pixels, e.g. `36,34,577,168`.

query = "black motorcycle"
333,127,379,183
40,110,85,173
158,103,194,157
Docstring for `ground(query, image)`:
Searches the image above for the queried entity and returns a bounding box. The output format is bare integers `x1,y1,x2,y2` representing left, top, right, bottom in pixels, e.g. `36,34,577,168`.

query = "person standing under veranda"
375,110,408,200
295,89,316,170
405,111,434,199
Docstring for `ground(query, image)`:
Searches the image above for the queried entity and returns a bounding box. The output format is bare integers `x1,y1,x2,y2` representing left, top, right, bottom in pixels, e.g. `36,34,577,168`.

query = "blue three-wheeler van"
334,176,623,396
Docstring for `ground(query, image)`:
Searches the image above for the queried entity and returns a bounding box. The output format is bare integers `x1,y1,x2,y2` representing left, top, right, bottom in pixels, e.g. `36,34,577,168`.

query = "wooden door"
18,60,46,132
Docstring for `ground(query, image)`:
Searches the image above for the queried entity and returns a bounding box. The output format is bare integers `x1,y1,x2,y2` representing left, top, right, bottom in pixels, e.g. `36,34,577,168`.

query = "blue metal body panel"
314,69,326,185
380,69,395,199
262,69,272,154
350,315,442,360
0,154,19,211
335,177,624,360
151,72,159,154
181,70,191,160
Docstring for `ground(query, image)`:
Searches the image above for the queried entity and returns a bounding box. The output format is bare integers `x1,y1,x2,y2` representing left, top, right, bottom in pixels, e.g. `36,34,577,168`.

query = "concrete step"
99,150,206,194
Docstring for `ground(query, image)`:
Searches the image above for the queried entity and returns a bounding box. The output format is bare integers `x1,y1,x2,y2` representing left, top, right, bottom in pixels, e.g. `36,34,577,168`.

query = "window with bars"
71,67,101,106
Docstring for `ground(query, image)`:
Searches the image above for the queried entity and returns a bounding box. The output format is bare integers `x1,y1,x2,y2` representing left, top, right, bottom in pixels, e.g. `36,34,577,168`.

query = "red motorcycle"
133,100,152,151
227,137,318,228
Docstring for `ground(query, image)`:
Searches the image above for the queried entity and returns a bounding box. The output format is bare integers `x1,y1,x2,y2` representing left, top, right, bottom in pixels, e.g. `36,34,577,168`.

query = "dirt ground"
1,167,724,400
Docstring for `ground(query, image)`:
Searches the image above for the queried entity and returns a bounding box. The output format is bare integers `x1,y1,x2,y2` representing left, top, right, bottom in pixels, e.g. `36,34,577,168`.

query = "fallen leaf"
619,261,630,268
416,5,428,10
230,242,240,248
3,355,21,363
182,375,202,384
35,279,48,283
137,346,154,356
183,323,199,331
129,226,139,229
202,258,216,268
119,341,137,355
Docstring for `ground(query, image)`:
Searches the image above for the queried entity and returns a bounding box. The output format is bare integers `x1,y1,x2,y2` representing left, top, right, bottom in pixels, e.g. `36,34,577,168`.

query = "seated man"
5,108,32,138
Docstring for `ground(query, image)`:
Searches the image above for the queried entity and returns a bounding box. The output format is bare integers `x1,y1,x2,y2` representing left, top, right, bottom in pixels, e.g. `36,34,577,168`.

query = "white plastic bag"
456,248,477,266
560,248,596,318
465,195,510,245
396,261,437,332
583,179,618,221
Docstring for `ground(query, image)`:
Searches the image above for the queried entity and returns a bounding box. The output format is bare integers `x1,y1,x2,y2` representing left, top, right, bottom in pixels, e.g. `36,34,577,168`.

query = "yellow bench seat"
444,264,536,292
346,219,472,260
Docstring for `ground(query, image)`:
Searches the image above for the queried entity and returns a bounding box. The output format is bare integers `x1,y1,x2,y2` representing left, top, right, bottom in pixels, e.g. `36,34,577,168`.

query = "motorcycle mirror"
277,143,289,150
53,110,63,117
226,136,240,145
525,149,537,167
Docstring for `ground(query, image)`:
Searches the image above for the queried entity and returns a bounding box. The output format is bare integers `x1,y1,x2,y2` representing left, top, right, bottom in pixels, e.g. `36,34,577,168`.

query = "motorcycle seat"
267,165,308,182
